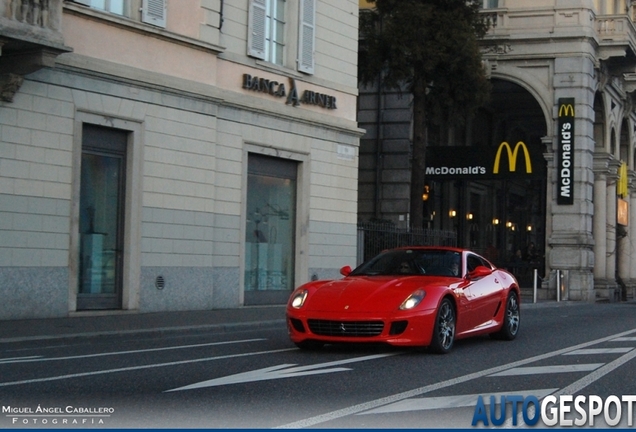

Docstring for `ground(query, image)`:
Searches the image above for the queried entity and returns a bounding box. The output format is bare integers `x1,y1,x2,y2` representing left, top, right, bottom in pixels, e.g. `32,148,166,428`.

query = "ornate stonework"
0,73,24,102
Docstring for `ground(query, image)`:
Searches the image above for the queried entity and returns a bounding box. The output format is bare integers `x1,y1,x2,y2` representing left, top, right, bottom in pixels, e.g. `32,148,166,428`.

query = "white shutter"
248,0,267,60
142,0,166,28
297,0,315,74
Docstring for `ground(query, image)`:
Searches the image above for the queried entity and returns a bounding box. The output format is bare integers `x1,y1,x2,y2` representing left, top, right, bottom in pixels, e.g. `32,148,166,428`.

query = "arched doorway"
424,78,548,287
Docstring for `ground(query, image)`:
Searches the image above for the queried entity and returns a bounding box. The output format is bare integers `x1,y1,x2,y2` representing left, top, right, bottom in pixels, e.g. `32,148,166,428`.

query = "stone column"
549,57,596,302
592,164,607,284
617,199,630,300
605,172,617,286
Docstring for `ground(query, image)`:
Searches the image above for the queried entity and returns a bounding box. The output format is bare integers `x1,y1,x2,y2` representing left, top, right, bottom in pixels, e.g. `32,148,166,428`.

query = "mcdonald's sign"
558,102,574,118
425,144,544,179
557,98,575,205
493,141,532,174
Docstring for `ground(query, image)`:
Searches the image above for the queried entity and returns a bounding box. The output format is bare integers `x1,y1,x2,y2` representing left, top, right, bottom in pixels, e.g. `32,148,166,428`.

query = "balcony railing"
597,15,636,42
7,0,52,28
1,0,64,33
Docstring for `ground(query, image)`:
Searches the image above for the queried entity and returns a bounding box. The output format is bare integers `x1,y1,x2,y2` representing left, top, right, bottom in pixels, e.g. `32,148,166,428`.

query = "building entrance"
77,125,127,310
422,78,548,286
244,154,298,305
424,175,546,287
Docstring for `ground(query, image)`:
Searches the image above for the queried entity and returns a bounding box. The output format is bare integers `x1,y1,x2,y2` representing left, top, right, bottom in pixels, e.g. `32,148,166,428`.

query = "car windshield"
350,249,462,277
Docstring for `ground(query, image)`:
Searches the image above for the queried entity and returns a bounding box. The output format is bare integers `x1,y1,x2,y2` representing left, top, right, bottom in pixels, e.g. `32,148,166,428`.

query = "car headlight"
399,289,426,310
290,289,308,309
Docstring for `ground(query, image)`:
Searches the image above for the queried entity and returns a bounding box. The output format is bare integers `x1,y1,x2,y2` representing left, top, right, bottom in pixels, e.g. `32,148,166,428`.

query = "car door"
460,254,503,331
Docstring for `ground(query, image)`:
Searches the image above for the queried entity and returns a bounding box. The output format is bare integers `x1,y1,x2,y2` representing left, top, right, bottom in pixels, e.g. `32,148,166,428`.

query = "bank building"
358,0,636,303
0,0,361,319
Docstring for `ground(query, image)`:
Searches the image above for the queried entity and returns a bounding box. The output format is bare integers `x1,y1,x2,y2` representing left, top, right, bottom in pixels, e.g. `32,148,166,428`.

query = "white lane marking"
612,337,636,342
358,388,558,415
554,347,636,397
503,346,636,428
275,327,636,429
0,339,265,364
166,353,398,392
564,348,634,355
0,356,42,363
0,348,296,388
488,364,604,377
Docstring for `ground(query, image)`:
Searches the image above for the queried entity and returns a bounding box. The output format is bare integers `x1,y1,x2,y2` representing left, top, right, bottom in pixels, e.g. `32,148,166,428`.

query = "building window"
248,0,315,74
71,0,166,27
82,0,126,15
248,0,286,65
483,0,499,8
267,0,286,65
78,124,127,310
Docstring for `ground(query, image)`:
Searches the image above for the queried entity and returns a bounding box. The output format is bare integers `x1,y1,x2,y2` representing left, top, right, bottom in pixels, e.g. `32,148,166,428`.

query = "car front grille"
307,319,384,337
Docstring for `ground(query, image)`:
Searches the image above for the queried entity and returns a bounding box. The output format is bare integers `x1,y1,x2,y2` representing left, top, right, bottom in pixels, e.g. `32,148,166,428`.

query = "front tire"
494,291,520,340
430,298,455,354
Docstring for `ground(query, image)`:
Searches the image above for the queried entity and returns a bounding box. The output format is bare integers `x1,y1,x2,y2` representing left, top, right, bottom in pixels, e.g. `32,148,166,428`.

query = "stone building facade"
358,0,636,301
0,0,362,319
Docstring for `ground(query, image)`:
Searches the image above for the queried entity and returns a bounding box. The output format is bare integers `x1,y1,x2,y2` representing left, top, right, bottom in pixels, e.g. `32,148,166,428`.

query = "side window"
467,254,492,272
467,255,482,272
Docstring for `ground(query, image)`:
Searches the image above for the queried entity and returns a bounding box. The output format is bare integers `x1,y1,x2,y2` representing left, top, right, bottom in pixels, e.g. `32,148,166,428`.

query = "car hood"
305,275,454,313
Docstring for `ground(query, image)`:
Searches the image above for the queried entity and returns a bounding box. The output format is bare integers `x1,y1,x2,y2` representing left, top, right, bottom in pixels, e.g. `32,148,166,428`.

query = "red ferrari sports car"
286,246,520,353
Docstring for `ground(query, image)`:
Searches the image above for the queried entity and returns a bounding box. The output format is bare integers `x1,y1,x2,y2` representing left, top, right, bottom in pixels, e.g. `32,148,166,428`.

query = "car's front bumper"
286,308,438,347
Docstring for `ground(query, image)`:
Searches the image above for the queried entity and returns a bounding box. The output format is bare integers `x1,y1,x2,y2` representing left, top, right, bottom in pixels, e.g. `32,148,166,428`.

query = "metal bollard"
533,268,538,303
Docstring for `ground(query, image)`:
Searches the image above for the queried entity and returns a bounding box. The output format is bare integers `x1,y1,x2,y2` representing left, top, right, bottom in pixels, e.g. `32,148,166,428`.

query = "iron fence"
356,222,457,265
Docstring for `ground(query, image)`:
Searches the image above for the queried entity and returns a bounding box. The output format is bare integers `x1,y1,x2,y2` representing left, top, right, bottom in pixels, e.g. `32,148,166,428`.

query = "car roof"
388,246,466,254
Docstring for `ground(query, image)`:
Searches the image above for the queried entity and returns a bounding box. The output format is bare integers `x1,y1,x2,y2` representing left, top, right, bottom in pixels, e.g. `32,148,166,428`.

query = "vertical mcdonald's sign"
557,98,575,205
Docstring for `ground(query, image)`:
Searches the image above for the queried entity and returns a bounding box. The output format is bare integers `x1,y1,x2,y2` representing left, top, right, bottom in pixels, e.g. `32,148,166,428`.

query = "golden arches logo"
559,104,574,117
493,141,532,174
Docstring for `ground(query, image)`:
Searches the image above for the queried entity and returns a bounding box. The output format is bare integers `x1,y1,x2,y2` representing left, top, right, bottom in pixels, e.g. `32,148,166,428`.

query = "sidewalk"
0,305,288,344
0,300,612,344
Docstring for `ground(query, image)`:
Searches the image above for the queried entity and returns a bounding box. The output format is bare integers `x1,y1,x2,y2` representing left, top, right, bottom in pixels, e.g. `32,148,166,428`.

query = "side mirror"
340,265,352,277
468,265,492,279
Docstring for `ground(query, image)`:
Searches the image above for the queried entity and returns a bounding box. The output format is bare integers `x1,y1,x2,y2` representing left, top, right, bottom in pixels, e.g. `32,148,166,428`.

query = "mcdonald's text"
557,98,575,205
425,166,486,176
559,122,573,198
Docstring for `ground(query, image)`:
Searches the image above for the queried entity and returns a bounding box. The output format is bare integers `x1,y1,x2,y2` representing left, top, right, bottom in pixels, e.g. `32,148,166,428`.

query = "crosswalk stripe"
358,388,558,415
488,364,604,376
611,337,636,342
563,348,633,355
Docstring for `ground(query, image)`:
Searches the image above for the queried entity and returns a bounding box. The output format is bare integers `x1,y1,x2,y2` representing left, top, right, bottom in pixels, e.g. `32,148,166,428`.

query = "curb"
0,319,287,344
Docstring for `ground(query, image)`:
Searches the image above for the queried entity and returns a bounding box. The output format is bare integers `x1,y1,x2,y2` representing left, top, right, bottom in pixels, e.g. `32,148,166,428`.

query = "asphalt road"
1,302,636,429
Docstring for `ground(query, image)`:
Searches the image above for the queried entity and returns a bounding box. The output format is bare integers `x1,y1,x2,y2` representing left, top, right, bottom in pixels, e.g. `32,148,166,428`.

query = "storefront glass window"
245,155,297,296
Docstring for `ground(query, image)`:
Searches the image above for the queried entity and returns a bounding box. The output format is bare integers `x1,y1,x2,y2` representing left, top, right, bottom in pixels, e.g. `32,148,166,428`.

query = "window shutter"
142,0,166,28
248,0,267,60
297,0,315,74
